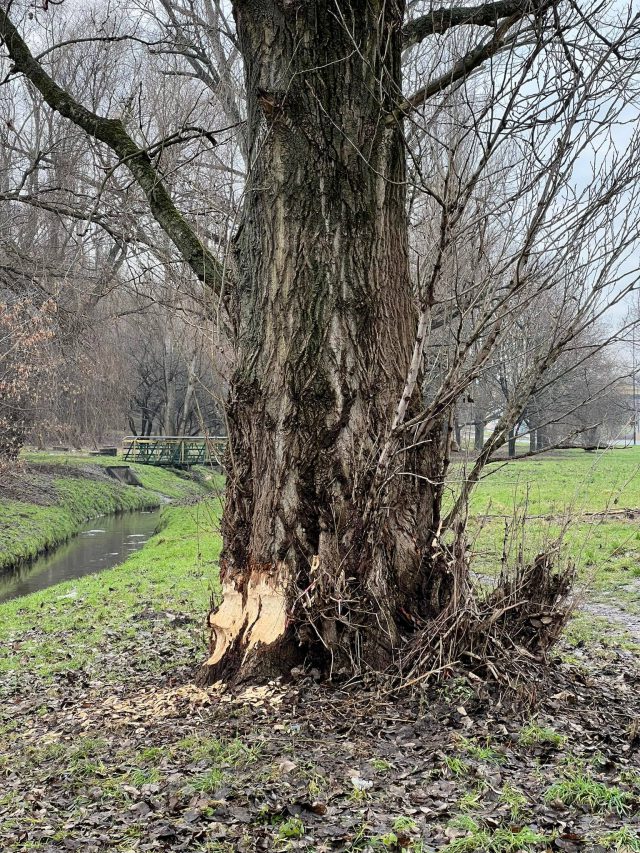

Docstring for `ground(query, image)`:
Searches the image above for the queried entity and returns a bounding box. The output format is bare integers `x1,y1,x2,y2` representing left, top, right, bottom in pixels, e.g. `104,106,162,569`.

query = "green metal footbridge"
122,436,227,468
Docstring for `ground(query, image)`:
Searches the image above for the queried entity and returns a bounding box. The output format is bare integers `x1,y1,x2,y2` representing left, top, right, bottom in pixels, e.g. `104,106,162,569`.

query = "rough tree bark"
203,0,451,683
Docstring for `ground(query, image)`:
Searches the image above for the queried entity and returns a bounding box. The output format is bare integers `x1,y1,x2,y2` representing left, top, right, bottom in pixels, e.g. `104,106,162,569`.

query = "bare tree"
124,298,226,439
1,0,640,684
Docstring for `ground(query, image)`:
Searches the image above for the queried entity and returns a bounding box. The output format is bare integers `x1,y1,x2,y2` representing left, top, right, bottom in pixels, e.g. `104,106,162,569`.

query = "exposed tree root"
198,539,575,690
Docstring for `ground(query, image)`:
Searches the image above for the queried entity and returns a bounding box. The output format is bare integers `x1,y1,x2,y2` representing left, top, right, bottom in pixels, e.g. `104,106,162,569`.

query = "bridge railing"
122,436,227,467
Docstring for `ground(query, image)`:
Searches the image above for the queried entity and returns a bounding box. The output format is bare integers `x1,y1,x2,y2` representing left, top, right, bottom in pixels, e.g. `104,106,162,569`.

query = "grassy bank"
0,498,222,688
23,451,219,500
0,452,217,571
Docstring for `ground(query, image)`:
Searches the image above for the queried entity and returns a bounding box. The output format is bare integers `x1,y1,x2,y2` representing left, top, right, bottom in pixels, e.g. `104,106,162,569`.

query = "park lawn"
470,514,640,589
467,447,640,516
0,499,222,689
464,448,640,612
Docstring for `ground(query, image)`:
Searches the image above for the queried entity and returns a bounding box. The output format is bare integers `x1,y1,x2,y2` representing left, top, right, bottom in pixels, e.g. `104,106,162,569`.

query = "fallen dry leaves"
1,609,639,852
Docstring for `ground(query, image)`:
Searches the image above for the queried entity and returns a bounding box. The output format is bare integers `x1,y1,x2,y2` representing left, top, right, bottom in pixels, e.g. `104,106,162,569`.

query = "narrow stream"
0,509,161,604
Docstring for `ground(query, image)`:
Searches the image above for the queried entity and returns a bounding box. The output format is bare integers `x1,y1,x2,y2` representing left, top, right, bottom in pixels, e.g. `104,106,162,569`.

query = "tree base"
196,570,303,686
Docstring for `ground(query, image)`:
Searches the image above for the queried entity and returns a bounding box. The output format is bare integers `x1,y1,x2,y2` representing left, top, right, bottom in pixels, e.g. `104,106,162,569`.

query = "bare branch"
396,15,523,117
0,8,225,296
403,0,546,48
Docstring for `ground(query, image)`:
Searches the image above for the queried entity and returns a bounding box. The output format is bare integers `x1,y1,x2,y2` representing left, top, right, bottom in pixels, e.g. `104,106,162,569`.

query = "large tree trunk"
177,353,198,436
536,426,548,451
163,334,177,436
454,421,462,451
202,0,449,684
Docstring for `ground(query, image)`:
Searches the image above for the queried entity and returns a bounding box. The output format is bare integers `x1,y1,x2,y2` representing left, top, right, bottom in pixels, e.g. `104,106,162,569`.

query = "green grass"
24,450,220,499
457,784,488,812
449,816,482,833
368,832,423,850
467,448,640,517
133,745,168,765
370,758,392,772
128,767,161,787
0,498,222,684
175,735,259,767
499,783,528,820
598,826,640,852
445,817,548,853
352,818,425,852
545,770,632,815
563,613,640,655
457,736,505,765
393,816,418,833
191,768,225,793
462,447,640,614
275,816,305,842
442,755,470,777
518,722,566,749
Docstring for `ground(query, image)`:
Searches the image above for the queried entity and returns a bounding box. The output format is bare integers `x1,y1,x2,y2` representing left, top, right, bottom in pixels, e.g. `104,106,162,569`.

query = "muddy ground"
1,609,639,853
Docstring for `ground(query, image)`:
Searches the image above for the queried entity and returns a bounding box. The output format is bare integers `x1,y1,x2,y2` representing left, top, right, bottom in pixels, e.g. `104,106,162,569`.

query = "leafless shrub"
0,297,57,460
400,533,575,688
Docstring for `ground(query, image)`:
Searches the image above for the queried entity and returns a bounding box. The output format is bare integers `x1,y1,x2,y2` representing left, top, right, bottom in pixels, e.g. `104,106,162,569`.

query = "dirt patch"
585,601,640,643
0,461,113,505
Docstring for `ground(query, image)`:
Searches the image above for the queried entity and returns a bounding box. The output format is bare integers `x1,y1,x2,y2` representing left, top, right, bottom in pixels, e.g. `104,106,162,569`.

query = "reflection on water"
0,509,161,604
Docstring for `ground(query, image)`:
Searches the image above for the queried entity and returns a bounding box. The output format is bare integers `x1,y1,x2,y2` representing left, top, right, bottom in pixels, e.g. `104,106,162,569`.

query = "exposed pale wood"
207,572,288,667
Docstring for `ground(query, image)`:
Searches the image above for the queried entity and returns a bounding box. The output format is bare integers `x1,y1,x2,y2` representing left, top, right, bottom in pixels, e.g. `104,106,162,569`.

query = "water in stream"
0,509,161,604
